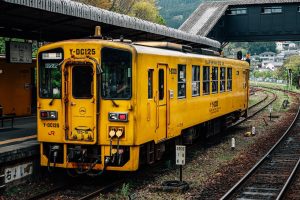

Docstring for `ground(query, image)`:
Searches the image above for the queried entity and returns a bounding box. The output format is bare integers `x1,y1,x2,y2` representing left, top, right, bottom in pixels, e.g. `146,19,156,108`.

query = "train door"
64,62,97,143
156,64,168,142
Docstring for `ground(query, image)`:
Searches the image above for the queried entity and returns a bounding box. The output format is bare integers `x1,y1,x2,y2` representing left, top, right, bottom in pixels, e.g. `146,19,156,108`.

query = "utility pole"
288,69,292,91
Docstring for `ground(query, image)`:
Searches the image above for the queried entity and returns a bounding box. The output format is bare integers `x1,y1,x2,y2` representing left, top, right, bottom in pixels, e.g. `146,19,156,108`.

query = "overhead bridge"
0,0,220,49
180,0,300,44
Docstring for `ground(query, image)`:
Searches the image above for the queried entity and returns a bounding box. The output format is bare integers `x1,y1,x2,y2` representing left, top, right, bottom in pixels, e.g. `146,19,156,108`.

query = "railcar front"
37,40,139,174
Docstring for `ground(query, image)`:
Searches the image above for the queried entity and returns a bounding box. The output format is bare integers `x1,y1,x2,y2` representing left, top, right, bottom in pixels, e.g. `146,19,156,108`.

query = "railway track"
230,89,277,128
248,89,269,110
25,175,123,200
26,88,281,200
78,180,124,200
221,91,300,200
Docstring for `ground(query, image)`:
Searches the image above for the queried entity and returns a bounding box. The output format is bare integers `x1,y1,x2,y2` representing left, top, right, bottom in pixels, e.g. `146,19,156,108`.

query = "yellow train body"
37,39,249,172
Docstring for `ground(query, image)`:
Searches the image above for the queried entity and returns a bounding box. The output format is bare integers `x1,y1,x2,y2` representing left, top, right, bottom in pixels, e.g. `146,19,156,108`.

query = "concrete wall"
0,58,36,116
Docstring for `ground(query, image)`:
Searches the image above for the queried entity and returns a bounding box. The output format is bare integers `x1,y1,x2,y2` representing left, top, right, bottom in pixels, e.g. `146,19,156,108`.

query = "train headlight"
40,110,58,120
116,128,124,138
109,127,125,138
109,128,116,138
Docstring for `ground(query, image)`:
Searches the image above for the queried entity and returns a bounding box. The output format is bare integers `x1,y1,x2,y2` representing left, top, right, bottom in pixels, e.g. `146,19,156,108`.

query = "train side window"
220,67,226,92
192,65,200,97
203,66,210,95
227,68,232,91
158,69,164,100
212,66,218,93
178,65,186,99
148,69,153,99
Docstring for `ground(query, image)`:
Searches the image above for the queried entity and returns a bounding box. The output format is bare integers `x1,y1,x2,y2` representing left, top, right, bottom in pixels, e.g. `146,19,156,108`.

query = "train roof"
132,44,249,67
38,39,248,67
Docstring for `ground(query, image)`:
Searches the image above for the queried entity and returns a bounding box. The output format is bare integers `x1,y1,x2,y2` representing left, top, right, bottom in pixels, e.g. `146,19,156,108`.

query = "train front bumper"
40,143,139,171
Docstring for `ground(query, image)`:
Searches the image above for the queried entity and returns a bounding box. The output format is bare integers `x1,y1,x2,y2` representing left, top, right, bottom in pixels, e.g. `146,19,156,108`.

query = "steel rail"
26,178,123,200
248,90,268,109
26,184,68,200
276,157,300,199
78,88,274,200
230,90,277,128
78,179,124,200
220,91,300,200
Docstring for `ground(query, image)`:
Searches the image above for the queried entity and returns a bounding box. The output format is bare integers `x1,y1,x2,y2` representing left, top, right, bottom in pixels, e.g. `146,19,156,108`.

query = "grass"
249,91,266,107
250,81,296,113
217,152,234,161
120,183,131,197
250,81,300,93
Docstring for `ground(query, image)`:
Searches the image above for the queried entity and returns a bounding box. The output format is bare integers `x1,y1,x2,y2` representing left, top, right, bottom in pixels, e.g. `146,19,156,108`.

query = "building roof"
180,0,300,36
260,52,277,56
1,0,220,49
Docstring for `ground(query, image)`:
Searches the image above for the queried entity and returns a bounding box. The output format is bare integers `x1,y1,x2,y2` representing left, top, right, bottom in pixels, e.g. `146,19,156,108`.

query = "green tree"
75,0,112,9
129,1,158,22
283,55,300,86
74,0,165,24
224,42,277,57
248,42,277,55
0,37,5,54
275,65,287,80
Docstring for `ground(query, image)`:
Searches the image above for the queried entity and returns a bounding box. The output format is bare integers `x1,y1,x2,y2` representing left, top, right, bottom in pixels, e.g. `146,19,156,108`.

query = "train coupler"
67,146,86,162
47,144,62,172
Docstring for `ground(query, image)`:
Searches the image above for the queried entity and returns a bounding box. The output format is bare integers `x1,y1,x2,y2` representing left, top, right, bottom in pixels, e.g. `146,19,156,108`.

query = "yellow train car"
37,38,249,174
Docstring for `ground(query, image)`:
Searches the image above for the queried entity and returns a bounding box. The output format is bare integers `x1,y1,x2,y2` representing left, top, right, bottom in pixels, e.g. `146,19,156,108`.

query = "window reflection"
101,48,132,99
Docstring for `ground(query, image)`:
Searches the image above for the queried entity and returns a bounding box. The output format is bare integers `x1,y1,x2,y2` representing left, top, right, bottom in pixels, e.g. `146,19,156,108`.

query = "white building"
276,42,297,51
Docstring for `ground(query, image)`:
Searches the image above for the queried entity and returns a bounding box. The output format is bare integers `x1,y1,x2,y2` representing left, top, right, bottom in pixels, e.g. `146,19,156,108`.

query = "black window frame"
227,67,232,91
148,69,154,99
192,65,200,97
158,69,165,100
227,7,247,15
261,6,282,14
212,66,218,94
178,64,186,99
38,48,64,99
220,67,226,93
101,47,132,100
203,66,210,95
72,65,94,99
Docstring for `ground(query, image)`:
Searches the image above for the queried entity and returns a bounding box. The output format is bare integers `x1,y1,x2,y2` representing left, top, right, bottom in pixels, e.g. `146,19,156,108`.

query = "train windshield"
101,48,132,99
39,50,63,99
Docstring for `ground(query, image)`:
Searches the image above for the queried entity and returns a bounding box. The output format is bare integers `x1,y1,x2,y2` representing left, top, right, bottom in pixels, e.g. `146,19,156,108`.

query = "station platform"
0,116,38,164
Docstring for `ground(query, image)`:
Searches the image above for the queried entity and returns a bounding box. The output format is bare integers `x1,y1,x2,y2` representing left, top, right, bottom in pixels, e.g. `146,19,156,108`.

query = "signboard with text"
176,145,186,165
5,162,33,183
6,41,32,64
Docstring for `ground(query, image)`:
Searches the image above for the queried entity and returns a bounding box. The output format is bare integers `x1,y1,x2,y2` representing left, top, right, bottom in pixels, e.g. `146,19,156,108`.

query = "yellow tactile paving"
0,135,37,145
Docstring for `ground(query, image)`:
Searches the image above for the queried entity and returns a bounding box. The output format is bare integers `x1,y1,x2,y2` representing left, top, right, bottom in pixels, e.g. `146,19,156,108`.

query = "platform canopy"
0,0,220,49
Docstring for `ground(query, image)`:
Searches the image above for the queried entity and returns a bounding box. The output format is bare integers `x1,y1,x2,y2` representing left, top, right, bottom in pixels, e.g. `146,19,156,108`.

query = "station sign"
176,145,186,165
4,162,33,183
6,41,32,64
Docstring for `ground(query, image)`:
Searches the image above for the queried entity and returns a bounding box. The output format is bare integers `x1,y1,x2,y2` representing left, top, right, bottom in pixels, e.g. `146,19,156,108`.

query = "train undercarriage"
43,110,243,175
